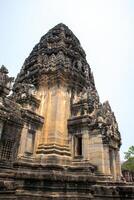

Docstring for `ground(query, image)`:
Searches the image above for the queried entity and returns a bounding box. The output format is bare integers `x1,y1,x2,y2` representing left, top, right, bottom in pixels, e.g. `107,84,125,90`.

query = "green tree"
124,146,134,160
122,146,134,171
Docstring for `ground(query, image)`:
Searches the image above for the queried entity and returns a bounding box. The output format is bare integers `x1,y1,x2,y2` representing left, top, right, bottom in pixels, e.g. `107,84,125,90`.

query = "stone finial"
0,65,9,74
0,65,14,97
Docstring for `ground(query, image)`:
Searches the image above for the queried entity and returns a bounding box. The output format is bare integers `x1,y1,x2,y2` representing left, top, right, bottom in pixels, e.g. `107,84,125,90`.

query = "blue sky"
0,0,134,160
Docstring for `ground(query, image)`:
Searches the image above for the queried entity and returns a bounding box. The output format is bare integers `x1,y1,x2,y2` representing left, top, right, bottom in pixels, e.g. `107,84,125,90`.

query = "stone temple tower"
0,24,133,199
13,23,121,178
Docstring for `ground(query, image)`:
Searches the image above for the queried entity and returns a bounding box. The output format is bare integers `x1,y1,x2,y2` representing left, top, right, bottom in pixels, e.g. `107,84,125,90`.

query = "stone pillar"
115,149,121,180
25,129,35,155
0,121,4,140
109,149,117,180
82,130,89,160
88,132,105,173
17,124,28,158
103,145,111,175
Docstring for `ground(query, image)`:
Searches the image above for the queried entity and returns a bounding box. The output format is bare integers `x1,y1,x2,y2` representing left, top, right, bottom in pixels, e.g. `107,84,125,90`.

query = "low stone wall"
0,167,134,200
122,170,134,182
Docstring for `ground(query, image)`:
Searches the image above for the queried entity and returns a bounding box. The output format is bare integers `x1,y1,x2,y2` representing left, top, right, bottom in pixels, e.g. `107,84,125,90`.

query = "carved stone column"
115,149,121,180
103,145,111,176
0,121,3,140
109,149,117,180
88,132,105,173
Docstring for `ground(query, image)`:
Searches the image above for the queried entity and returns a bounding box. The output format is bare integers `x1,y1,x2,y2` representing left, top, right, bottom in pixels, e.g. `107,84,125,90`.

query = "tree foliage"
122,157,134,171
122,146,134,172
124,146,134,160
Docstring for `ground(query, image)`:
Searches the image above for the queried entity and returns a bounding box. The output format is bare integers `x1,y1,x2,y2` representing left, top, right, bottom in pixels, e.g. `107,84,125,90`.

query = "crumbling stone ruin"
0,23,134,199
